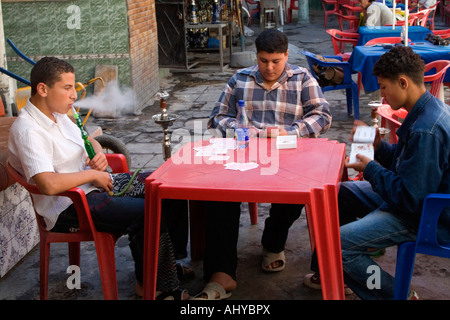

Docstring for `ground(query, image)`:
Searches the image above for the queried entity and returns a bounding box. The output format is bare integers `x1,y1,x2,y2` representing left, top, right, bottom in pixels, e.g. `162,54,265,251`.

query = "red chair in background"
245,0,261,26
326,29,359,61
423,59,450,98
365,36,410,45
322,0,339,28
427,2,439,30
386,16,417,26
6,153,129,300
409,8,432,26
377,105,408,143
432,28,450,38
335,12,360,32
286,0,298,23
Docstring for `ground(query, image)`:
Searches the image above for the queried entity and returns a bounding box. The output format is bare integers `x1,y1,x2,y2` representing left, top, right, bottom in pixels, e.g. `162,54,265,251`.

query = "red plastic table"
142,137,347,300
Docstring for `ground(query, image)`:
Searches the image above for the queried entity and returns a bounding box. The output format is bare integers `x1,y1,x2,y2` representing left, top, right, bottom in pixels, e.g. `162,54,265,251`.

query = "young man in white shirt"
359,0,394,26
8,56,189,300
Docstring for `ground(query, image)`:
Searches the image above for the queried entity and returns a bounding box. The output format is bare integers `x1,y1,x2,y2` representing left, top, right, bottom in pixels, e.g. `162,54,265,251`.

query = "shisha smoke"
74,80,136,117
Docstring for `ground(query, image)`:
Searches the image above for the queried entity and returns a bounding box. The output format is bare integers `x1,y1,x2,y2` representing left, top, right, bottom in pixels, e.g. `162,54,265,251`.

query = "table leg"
309,186,345,300
143,180,162,300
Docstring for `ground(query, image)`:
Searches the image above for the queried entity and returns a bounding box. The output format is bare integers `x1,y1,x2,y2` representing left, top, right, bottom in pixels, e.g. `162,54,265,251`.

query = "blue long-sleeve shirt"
364,91,450,229
207,63,332,137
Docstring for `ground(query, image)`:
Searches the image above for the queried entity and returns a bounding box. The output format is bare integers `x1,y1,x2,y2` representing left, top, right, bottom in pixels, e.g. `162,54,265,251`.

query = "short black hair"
372,46,425,85
30,56,74,95
255,29,288,54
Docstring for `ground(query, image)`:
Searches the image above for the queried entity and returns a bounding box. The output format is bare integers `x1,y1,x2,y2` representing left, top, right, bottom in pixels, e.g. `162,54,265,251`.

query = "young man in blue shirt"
305,46,450,299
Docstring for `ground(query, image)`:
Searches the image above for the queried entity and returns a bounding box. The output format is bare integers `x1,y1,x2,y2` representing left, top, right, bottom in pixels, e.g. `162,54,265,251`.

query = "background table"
142,138,347,300
350,41,450,92
357,26,431,46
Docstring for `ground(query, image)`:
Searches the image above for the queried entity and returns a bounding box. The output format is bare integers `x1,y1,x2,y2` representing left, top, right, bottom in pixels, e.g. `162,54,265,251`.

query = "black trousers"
202,201,304,280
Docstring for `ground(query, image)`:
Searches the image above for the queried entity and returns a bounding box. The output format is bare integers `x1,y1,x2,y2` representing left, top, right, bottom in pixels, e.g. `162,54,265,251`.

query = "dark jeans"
202,201,303,280
309,180,384,273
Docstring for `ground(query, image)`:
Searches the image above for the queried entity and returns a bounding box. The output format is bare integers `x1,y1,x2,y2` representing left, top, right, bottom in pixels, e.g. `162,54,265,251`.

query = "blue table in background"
350,41,450,92
357,26,431,46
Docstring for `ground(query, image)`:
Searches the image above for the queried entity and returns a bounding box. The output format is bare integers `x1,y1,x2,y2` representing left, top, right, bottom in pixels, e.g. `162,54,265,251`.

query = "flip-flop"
193,282,232,300
261,249,286,272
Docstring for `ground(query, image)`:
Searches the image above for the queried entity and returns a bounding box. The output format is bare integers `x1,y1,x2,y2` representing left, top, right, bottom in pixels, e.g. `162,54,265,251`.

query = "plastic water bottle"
235,100,249,148
401,26,406,44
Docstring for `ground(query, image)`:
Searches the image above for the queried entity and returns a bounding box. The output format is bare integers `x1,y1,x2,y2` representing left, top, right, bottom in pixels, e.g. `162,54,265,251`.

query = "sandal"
261,249,286,272
193,282,232,300
156,288,190,300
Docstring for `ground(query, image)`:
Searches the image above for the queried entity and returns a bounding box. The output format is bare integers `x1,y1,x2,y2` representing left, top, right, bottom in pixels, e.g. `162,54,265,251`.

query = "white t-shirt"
8,99,98,230
366,2,395,26
418,0,436,8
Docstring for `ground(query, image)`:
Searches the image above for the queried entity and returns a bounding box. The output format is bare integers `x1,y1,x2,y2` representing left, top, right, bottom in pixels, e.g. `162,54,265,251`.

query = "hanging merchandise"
190,0,199,24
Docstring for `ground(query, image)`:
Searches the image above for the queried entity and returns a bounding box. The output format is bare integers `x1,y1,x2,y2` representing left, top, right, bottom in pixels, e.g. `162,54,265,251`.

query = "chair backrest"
302,50,353,85
426,2,439,29
386,16,417,26
326,29,359,58
423,60,450,97
365,36,408,45
432,28,450,39
334,12,360,32
410,8,432,26
415,193,450,257
377,104,408,143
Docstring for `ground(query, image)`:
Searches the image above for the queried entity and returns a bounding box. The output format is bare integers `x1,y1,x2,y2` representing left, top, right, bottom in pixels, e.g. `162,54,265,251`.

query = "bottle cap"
238,100,245,107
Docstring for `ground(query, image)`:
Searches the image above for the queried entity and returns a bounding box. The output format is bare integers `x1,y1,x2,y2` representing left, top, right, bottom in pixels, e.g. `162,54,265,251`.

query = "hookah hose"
72,107,142,197
109,168,142,197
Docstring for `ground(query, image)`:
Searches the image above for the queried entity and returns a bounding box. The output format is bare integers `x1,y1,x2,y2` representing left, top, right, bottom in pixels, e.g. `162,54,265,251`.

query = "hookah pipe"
72,106,96,159
72,106,141,197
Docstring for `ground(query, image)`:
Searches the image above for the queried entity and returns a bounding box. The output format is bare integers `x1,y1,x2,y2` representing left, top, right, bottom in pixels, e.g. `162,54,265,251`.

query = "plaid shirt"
207,63,332,137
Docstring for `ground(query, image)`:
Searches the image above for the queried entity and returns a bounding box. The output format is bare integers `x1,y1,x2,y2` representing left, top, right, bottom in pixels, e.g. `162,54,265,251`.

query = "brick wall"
127,0,160,111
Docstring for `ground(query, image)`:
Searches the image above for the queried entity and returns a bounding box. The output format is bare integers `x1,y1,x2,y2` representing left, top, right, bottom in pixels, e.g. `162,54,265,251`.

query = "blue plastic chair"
302,51,360,119
394,193,450,299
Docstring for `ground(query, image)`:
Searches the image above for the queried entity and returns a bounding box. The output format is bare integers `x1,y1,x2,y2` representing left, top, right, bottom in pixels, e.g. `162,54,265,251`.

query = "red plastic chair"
365,36,410,46
427,2,439,30
245,0,261,26
6,153,128,300
286,0,298,23
385,16,417,26
335,12,360,32
322,0,339,28
409,8,432,26
432,28,450,38
326,29,359,61
423,59,450,98
377,104,408,143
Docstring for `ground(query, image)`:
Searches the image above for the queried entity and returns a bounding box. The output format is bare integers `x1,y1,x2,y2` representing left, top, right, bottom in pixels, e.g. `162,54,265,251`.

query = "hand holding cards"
349,126,376,164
